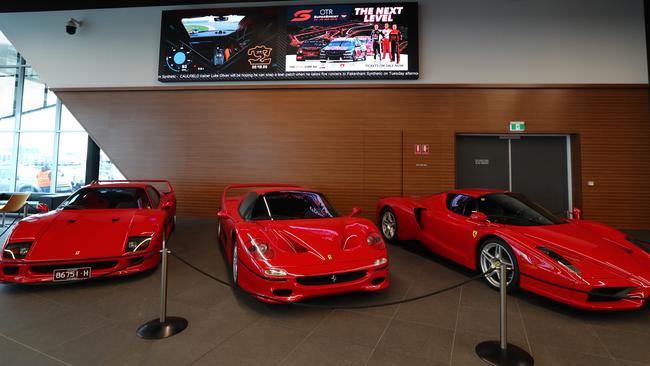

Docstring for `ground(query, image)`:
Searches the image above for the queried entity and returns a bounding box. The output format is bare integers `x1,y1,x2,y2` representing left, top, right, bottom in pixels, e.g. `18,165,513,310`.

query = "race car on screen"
217,184,389,303
320,37,367,62
296,39,329,61
378,189,650,310
0,180,176,284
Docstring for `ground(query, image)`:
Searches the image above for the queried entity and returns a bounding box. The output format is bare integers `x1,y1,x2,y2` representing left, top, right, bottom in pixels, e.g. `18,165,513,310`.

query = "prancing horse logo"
74,251,80,256
331,275,337,283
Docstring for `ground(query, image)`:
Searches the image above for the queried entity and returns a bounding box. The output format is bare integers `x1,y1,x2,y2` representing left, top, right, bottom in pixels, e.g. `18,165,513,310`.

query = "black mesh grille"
296,270,366,286
30,261,118,274
587,287,635,302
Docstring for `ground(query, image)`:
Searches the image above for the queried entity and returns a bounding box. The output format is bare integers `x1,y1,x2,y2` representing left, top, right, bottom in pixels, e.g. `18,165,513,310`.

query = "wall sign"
509,121,525,132
414,144,429,155
158,3,419,82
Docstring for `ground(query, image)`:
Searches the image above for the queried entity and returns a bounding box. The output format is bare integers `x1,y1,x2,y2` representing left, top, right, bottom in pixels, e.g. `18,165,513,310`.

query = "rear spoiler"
90,180,174,194
221,183,302,207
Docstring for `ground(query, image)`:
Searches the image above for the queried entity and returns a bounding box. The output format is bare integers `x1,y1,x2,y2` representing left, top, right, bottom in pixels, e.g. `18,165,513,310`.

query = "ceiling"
0,0,295,13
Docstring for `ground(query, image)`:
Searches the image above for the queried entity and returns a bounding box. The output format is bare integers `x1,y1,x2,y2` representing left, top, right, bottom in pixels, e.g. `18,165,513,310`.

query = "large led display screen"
158,3,418,82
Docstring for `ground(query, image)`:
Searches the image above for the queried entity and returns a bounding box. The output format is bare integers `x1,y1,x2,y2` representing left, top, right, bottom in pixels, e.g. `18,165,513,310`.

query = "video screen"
158,3,418,82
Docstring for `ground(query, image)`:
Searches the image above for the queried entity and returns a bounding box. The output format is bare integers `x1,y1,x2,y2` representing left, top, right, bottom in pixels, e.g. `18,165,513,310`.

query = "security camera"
66,18,82,35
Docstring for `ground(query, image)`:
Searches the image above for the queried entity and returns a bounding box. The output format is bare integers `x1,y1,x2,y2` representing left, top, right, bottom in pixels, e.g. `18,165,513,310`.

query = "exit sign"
510,121,525,132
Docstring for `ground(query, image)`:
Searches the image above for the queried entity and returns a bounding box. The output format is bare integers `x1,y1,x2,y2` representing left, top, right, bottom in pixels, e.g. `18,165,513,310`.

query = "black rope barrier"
169,251,496,310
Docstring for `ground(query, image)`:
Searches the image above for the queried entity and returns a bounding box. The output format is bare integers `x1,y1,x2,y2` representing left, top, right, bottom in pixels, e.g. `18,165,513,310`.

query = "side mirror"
350,207,362,217
217,211,229,220
37,203,49,213
572,207,582,220
469,211,489,223
161,201,174,210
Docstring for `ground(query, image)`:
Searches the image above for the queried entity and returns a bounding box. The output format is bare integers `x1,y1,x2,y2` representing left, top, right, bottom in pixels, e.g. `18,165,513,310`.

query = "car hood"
323,46,351,51
12,209,161,261
246,217,383,268
513,223,650,279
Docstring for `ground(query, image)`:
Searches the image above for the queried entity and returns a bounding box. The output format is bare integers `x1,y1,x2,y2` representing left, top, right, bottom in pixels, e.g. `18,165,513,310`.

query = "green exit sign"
509,121,525,132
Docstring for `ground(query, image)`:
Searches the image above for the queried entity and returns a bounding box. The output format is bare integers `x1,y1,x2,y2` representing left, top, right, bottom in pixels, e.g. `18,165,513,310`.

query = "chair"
0,193,31,226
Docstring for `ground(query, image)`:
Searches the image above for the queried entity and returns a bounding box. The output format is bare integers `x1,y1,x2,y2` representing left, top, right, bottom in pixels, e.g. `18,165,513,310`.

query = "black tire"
231,234,239,288
477,238,520,291
380,207,398,244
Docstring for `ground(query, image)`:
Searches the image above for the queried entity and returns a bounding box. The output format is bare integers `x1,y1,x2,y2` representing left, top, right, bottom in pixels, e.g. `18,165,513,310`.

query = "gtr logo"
290,9,313,22
248,45,272,66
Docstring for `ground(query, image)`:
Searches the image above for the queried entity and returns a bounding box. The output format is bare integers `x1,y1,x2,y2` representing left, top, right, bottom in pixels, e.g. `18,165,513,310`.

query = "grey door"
511,136,568,216
456,135,570,215
456,136,509,191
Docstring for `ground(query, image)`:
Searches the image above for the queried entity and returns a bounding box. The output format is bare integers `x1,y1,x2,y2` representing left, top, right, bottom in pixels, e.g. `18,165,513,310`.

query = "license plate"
53,267,92,282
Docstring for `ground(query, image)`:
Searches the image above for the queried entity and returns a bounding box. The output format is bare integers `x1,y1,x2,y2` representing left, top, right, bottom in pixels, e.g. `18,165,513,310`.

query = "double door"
455,135,571,215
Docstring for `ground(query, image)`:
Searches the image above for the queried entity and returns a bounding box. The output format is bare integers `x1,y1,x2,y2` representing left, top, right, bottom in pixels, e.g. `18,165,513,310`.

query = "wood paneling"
56,87,650,229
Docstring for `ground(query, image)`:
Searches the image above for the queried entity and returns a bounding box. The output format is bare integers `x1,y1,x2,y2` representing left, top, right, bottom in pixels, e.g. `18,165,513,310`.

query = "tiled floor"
1,218,649,366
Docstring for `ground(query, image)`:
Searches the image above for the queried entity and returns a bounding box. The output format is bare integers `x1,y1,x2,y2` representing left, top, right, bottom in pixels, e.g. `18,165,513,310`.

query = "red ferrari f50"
218,184,389,303
1,180,176,284
378,189,650,310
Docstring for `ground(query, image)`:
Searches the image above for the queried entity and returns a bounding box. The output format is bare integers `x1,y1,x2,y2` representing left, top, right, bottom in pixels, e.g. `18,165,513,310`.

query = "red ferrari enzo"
217,184,389,303
377,189,650,310
0,180,176,284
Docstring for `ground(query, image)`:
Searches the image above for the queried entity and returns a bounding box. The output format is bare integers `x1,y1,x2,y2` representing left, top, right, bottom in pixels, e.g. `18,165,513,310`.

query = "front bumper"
522,274,648,311
237,260,389,303
0,252,160,284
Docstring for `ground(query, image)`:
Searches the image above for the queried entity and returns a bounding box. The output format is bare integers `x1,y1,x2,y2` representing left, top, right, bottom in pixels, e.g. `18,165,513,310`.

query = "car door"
430,193,479,265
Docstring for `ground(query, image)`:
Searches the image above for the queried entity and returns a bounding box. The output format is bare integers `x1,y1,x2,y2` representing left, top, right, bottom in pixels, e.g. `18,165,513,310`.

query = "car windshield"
249,191,339,220
328,41,353,47
60,187,151,210
477,193,564,226
302,40,326,47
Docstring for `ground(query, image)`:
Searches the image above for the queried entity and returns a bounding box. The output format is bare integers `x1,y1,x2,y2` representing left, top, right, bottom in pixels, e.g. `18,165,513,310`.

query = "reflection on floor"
1,219,649,366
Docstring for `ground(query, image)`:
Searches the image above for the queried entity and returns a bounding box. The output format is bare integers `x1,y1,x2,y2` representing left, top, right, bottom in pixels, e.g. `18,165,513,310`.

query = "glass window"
446,194,476,217
0,116,15,131
146,186,160,208
0,132,15,192
22,68,57,113
477,193,564,226
16,132,55,193
61,187,150,210
60,105,84,131
57,132,88,192
99,150,126,180
19,105,56,131
0,32,18,66
0,67,18,119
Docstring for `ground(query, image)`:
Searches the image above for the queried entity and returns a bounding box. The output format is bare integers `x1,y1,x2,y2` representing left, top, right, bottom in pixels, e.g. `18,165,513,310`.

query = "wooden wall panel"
56,87,650,229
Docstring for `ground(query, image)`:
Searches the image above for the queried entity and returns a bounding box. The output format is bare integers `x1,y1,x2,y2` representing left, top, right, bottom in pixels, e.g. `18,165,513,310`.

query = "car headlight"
264,268,287,277
373,257,388,266
248,239,275,260
125,236,152,252
367,233,385,249
3,242,33,260
537,246,581,274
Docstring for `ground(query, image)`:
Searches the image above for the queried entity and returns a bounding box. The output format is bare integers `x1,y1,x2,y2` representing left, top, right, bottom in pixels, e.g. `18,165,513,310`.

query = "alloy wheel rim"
480,242,514,288
381,211,396,240
232,246,238,284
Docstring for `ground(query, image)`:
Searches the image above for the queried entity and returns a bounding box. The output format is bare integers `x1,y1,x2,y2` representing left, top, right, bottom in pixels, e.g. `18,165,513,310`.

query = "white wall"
0,0,646,88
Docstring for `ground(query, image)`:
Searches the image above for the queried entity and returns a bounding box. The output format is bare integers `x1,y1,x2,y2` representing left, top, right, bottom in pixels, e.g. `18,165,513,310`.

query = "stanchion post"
475,259,534,366
136,229,188,339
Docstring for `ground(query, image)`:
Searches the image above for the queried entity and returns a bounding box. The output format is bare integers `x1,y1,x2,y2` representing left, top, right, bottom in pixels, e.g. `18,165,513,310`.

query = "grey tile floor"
1,218,649,366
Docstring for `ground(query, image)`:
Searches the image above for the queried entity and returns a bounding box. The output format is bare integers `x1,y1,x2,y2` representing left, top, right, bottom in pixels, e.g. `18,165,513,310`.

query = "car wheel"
380,207,398,244
478,239,520,291
232,242,239,287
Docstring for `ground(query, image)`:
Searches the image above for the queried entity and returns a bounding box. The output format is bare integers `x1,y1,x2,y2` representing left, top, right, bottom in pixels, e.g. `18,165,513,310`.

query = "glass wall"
0,31,124,193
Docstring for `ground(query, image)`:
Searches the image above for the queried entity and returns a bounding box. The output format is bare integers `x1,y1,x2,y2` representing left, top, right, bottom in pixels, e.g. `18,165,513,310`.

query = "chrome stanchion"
137,230,188,339
475,259,534,366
